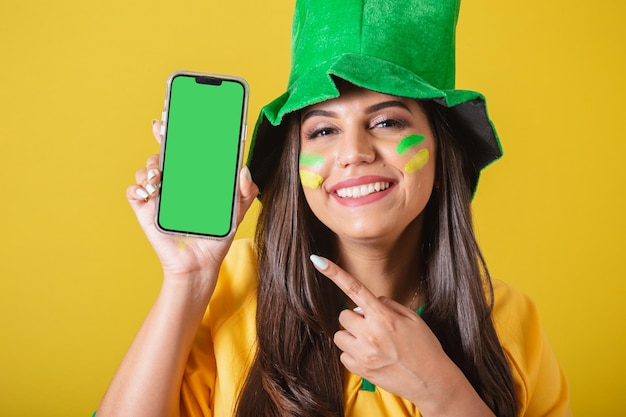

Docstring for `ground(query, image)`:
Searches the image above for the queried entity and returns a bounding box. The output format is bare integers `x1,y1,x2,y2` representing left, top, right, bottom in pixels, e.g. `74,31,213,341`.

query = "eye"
372,117,408,129
304,126,336,140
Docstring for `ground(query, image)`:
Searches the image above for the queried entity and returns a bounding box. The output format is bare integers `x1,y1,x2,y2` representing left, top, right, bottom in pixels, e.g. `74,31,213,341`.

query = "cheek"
404,149,430,174
299,169,324,189
395,134,431,174
396,134,425,155
299,151,326,190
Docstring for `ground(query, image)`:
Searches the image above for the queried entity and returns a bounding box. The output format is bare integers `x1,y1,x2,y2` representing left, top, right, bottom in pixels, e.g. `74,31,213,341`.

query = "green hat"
248,0,502,193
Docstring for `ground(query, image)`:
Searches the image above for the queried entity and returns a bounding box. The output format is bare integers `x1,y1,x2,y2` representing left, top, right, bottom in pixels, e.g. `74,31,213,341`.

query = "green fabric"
248,0,503,193
361,378,377,392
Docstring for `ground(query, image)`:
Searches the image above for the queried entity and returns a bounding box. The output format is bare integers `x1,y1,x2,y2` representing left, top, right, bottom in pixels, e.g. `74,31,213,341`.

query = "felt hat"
247,0,502,193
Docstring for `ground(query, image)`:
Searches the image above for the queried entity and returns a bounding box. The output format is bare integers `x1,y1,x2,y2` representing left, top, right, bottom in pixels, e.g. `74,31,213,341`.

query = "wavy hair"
235,100,517,417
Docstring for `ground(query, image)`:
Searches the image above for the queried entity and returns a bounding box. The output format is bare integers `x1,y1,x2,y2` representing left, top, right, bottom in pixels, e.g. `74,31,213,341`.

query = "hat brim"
248,53,502,193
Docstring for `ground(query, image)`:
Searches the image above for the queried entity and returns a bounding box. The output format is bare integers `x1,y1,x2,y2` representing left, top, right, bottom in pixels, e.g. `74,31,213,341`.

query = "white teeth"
336,182,390,198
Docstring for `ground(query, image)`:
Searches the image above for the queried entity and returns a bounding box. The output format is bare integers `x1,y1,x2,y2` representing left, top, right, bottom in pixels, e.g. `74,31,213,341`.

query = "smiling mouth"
335,181,391,198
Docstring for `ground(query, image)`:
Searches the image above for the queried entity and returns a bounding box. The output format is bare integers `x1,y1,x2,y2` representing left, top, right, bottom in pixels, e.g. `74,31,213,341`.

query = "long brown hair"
420,100,518,416
236,100,517,417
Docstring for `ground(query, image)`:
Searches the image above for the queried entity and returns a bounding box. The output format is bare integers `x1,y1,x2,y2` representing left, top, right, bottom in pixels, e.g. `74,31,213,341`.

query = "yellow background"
1,0,624,415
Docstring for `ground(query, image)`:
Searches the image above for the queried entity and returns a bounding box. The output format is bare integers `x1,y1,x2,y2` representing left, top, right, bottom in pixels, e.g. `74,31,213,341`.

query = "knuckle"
347,281,363,296
146,154,160,167
135,167,146,183
361,345,381,366
365,334,380,348
339,352,350,367
338,309,349,321
380,315,397,331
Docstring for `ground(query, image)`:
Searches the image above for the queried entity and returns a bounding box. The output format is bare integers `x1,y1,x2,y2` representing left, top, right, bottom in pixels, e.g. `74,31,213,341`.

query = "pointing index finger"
309,254,379,314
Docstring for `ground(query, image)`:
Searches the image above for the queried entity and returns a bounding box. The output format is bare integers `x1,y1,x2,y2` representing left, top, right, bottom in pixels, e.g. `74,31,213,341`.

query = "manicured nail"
309,254,328,270
146,183,157,195
147,169,158,181
353,306,363,313
136,188,149,199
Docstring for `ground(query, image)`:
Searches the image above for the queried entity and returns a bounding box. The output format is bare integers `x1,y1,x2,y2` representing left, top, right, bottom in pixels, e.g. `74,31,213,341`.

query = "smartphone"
156,71,249,239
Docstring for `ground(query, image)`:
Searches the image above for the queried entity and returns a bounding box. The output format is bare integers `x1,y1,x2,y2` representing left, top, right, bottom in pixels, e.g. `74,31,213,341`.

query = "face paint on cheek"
396,134,429,174
396,134,425,155
299,170,324,189
404,149,430,174
299,152,325,167
299,152,325,189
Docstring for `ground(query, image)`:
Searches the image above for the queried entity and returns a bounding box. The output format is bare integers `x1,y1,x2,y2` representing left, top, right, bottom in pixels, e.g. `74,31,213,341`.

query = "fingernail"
152,119,158,126
242,165,252,183
147,169,158,181
136,188,149,199
309,254,328,270
146,183,157,195
353,306,363,313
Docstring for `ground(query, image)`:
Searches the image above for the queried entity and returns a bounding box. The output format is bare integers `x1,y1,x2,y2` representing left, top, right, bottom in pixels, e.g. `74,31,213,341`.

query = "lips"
328,176,396,205
336,181,390,198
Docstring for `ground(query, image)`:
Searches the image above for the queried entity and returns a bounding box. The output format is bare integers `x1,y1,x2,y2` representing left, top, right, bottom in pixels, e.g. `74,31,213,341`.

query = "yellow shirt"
181,239,571,416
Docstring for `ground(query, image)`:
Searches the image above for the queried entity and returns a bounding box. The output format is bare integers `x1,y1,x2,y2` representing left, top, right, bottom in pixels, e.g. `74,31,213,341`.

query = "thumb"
152,119,163,145
235,166,259,224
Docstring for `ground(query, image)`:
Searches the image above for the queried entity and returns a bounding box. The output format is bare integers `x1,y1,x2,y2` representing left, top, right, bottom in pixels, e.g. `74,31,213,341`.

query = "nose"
335,130,376,167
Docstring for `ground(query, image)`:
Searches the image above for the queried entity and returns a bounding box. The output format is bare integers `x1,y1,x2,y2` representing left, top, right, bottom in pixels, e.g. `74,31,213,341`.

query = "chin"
330,222,401,242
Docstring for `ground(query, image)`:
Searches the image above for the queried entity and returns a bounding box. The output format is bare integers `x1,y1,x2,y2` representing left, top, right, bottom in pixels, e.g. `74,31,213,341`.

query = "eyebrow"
365,100,412,114
301,100,412,123
301,109,336,123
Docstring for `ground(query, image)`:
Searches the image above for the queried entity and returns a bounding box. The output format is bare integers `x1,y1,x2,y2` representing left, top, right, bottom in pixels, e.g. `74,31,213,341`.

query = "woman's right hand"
125,120,259,283
97,120,257,417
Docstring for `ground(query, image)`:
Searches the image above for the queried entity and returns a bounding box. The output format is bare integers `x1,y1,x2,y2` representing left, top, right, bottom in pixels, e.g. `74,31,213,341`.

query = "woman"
97,0,571,416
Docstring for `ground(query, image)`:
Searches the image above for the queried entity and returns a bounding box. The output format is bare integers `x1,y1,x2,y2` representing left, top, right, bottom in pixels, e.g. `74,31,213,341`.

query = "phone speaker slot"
195,76,223,86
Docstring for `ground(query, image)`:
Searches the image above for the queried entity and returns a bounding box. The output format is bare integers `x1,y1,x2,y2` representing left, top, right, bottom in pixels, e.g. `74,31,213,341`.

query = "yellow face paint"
299,151,325,189
404,149,430,174
299,170,324,189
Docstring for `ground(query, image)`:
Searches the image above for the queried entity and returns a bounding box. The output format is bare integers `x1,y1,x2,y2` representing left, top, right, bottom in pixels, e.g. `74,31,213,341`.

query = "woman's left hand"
309,255,495,416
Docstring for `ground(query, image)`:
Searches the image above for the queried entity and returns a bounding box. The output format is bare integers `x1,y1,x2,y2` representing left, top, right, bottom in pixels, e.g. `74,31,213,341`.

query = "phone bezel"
154,70,249,240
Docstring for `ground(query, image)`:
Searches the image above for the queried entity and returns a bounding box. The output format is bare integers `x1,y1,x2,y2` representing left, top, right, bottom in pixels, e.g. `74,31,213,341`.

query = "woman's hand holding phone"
126,120,259,288
98,119,258,416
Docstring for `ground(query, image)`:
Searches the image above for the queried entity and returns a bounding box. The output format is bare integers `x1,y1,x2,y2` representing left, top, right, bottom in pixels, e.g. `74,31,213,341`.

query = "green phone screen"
157,74,246,237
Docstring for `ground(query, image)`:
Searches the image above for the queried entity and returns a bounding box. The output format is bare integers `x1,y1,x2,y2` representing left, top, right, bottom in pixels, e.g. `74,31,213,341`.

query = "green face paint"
299,170,324,189
299,152,325,189
397,134,429,174
299,152,325,167
396,134,425,155
404,149,430,174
